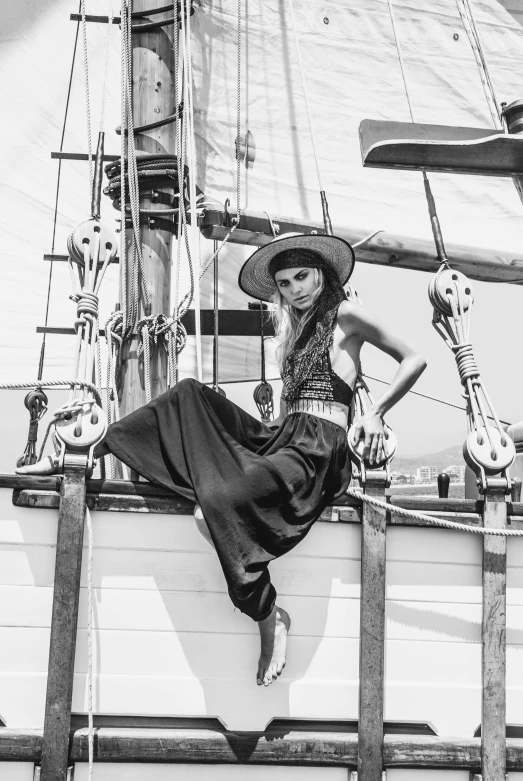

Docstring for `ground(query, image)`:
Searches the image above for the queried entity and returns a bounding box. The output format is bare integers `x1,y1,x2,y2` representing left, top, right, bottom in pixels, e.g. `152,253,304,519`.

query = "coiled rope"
347,487,523,537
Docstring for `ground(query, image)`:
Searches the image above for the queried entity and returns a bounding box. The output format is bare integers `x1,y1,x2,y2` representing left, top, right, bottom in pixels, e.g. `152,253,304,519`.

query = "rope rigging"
454,0,523,207
358,0,517,495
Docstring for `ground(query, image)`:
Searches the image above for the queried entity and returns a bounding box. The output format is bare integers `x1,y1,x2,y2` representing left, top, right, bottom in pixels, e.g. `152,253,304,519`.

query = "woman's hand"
352,408,387,465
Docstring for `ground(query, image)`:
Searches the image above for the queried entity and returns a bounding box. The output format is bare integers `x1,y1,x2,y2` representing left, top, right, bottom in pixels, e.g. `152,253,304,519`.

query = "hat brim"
238,234,355,302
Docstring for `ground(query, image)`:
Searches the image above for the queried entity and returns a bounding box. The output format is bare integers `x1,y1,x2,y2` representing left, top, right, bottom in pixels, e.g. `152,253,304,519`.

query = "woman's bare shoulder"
336,299,371,333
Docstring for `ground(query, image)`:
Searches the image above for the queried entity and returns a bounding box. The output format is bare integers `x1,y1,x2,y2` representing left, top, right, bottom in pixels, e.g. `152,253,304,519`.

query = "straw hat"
238,232,355,302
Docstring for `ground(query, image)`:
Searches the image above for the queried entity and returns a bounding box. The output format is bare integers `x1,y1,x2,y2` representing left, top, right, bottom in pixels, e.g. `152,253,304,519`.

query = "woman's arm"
338,301,427,465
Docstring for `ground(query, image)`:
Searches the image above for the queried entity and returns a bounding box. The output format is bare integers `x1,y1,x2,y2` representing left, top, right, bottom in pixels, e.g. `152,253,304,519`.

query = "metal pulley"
428,256,515,491
16,388,48,467
429,266,473,319
253,381,274,422
54,400,108,477
68,132,118,286
249,301,274,422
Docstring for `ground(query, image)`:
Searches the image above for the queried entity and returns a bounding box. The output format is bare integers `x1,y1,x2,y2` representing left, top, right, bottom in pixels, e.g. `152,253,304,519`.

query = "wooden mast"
118,1,177,419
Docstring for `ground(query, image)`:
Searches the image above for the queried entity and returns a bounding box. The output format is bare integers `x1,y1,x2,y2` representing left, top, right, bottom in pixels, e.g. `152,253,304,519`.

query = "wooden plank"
359,119,523,177
358,473,388,781
0,730,42,761
40,462,87,781
44,253,119,265
4,728,523,770
481,489,508,781
51,152,119,161
36,311,275,338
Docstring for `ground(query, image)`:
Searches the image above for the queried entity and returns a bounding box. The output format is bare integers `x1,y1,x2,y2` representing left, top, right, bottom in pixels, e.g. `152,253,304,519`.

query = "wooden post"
481,483,508,781
358,470,388,781
40,459,88,781
118,1,177,417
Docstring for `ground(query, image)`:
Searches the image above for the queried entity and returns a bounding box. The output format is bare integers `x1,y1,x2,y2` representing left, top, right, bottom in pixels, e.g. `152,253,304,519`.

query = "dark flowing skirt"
104,378,352,621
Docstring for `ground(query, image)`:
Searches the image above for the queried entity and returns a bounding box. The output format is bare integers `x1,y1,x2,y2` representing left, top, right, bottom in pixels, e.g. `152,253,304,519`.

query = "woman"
17,233,426,687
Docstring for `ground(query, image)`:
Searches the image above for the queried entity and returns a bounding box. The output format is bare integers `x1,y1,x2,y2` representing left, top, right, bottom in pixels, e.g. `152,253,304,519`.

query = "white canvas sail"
0,0,522,455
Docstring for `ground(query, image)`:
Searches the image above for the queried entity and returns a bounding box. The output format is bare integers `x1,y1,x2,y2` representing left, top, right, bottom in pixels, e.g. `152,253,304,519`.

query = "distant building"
444,464,466,482
416,466,438,483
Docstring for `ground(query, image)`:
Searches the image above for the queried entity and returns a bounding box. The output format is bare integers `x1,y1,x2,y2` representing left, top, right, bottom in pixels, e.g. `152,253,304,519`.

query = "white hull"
2,483,523,754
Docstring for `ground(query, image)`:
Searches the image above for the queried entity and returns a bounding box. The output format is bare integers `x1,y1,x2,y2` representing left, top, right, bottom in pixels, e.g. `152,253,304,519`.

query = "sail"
0,0,522,452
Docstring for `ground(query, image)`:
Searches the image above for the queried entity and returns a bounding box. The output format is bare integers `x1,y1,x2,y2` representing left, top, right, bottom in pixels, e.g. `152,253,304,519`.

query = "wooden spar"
359,119,523,177
358,471,388,781
118,0,177,417
481,485,508,781
200,208,523,285
39,460,87,781
6,726,523,769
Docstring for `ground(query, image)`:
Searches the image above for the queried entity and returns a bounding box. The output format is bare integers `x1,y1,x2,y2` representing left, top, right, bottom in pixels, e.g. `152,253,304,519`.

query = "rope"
455,0,501,126
198,223,238,280
455,0,523,207
39,4,82,381
100,0,115,134
286,0,324,191
352,229,384,249
81,0,94,193
347,487,523,537
85,506,94,781
0,379,101,402
362,373,512,426
182,0,203,381
236,0,242,222
386,0,416,123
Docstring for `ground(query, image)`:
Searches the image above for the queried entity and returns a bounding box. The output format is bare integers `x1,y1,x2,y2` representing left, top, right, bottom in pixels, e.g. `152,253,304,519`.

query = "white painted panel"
0,763,35,781
387,527,483,565
387,773,469,781
0,667,492,735
5,580,523,645
0,493,360,557
73,765,348,781
0,545,361,598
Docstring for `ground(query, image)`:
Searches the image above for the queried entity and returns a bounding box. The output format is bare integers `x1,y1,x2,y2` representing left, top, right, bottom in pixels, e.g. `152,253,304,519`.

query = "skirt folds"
104,378,351,621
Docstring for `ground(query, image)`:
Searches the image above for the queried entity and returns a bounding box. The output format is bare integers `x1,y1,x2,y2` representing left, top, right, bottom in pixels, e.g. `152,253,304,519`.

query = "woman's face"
274,267,321,311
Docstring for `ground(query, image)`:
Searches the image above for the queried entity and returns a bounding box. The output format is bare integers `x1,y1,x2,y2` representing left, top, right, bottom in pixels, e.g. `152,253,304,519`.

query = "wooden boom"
200,208,523,285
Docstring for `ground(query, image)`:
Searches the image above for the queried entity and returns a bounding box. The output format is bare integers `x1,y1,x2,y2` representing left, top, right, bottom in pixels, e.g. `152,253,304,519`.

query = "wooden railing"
0,473,520,780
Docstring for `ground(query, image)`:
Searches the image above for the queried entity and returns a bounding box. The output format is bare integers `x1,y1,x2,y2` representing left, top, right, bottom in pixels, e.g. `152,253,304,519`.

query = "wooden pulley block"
71,219,118,263
429,267,473,318
464,425,515,476
55,403,108,451
347,423,397,468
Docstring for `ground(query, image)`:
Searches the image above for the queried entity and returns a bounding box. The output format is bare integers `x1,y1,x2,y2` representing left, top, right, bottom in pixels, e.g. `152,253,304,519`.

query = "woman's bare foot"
257,605,291,687
15,455,58,476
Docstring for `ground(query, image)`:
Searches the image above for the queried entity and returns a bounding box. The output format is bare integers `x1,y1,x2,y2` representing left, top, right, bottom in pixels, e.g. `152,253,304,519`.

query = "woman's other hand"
353,408,387,465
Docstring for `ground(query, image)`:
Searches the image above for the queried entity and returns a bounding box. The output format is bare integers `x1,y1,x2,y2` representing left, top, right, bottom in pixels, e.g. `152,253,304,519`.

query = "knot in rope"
76,291,99,320
452,342,479,385
27,420,39,442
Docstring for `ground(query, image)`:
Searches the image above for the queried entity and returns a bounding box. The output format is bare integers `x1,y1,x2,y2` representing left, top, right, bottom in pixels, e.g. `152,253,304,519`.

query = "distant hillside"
392,444,464,475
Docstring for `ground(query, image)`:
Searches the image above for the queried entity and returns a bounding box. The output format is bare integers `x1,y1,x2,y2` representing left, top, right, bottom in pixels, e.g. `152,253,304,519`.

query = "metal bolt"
453,32,459,40
323,16,329,24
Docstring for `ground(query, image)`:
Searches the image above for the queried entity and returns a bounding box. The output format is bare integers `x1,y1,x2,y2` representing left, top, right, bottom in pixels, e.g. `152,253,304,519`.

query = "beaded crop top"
282,350,353,413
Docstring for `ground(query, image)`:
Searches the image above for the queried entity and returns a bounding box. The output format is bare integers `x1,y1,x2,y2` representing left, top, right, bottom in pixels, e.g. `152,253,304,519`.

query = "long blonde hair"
271,268,325,372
